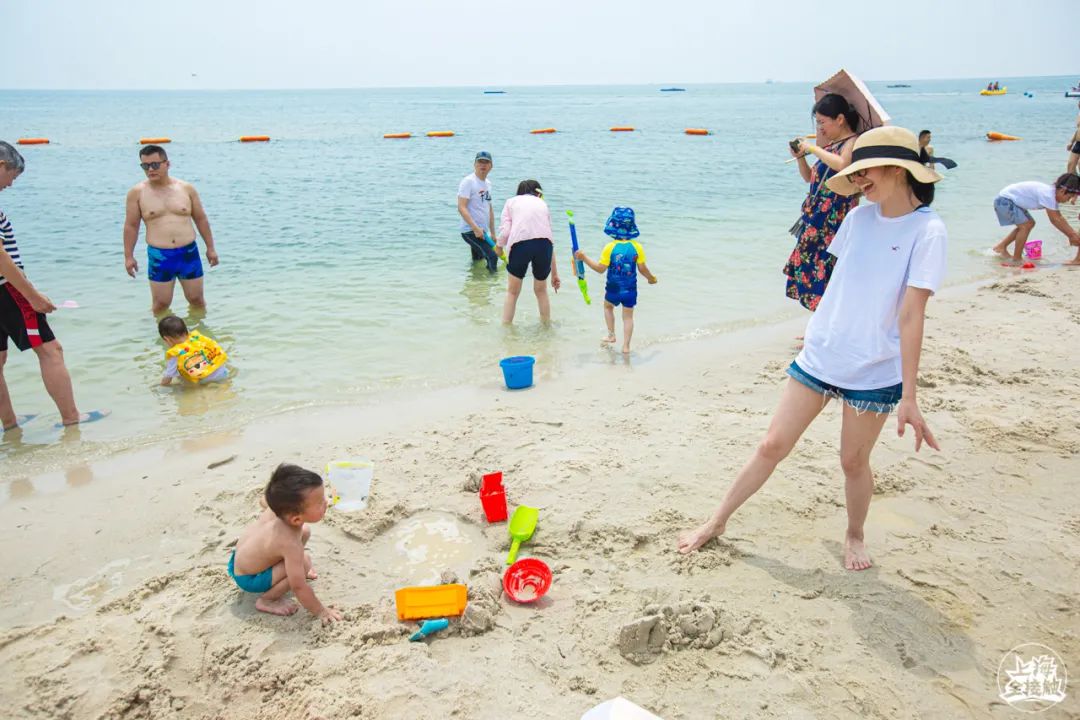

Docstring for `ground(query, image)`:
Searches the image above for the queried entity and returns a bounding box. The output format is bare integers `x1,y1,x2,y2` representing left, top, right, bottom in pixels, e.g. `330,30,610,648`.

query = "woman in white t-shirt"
679,127,947,571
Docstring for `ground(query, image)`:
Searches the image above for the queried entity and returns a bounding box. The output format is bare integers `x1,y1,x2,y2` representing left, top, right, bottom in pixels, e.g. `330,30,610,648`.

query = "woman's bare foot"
255,597,299,616
601,333,616,345
677,518,726,553
307,567,318,580
622,344,631,355
1064,258,1080,266
843,533,872,571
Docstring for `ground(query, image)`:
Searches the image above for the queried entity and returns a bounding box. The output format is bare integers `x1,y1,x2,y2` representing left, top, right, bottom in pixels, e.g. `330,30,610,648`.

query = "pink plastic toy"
1023,240,1042,260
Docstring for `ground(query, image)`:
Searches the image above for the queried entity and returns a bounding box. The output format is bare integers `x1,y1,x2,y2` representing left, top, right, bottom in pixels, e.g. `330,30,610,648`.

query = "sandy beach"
1,266,1078,719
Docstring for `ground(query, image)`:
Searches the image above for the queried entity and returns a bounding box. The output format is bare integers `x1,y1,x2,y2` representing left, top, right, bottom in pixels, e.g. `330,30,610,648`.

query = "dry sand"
1,268,1078,719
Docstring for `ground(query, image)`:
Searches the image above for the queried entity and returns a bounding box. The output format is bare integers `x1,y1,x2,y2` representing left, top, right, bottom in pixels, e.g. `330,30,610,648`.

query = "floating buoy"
17,138,49,145
610,126,635,132
685,128,709,136
383,132,411,139
239,135,270,142
139,137,171,144
530,128,556,134
986,132,1021,141
426,131,454,137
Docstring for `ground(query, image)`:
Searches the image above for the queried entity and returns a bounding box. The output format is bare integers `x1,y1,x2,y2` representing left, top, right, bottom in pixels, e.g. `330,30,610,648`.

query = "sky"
1,0,1075,90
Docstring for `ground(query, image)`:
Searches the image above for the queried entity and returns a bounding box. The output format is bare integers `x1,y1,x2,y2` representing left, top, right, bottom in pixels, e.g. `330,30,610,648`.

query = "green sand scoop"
506,505,539,565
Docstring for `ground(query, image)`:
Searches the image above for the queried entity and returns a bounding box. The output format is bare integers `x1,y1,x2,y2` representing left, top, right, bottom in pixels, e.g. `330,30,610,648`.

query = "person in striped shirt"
0,141,106,431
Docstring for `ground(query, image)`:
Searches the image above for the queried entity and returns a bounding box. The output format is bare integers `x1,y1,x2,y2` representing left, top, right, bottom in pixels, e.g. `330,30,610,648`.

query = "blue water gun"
482,230,508,266
565,211,591,305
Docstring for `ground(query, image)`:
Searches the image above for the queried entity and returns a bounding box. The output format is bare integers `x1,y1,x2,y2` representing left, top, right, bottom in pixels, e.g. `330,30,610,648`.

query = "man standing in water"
457,151,498,273
0,141,106,430
124,145,219,313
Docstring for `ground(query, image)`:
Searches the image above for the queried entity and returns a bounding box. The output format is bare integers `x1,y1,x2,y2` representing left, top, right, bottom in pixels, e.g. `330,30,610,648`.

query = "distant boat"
483,90,506,94
660,87,686,92
1066,92,1080,98
887,84,911,88
765,79,775,84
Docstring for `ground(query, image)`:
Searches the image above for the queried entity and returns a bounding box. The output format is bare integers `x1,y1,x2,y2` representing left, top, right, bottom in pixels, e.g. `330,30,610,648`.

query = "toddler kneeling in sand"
229,463,342,622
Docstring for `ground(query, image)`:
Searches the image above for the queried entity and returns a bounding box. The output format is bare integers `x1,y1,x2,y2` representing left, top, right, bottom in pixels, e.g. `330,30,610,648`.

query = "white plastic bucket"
327,460,373,511
581,698,663,720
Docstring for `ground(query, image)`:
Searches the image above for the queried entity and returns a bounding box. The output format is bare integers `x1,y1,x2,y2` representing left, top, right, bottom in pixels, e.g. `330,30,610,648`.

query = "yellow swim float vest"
166,332,228,383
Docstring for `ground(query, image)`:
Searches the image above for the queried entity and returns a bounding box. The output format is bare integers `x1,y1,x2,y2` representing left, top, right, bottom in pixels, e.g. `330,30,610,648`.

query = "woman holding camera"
784,93,859,312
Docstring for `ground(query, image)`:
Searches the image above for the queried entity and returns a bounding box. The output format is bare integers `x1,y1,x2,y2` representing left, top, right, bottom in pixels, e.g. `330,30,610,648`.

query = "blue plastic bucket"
499,356,535,389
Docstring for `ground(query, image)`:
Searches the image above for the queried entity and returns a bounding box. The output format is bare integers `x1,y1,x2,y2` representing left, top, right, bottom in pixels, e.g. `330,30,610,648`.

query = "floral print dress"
783,139,857,311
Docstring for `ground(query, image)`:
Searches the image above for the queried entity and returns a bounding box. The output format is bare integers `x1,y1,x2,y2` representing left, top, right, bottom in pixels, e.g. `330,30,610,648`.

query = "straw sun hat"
827,126,943,197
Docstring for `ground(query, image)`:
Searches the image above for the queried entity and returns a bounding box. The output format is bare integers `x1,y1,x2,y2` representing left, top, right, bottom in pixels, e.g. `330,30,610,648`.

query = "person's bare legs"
0,350,16,430
33,340,81,425
255,561,299,616
621,307,635,355
838,402,890,571
501,274,523,325
1067,151,1079,175
178,276,206,309
533,277,550,324
1010,221,1035,262
149,280,176,314
678,379,829,552
992,227,1018,258
602,302,616,344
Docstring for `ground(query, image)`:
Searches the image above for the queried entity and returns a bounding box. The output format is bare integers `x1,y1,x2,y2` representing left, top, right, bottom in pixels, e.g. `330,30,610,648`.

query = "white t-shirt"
457,173,492,233
999,182,1058,211
795,204,948,390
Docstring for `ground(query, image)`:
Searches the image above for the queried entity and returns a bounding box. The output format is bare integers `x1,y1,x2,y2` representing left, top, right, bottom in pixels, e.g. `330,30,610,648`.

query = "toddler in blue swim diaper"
574,206,657,355
229,463,342,622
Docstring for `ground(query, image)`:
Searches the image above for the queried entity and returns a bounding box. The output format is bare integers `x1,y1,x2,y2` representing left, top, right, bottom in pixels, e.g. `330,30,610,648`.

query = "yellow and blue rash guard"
600,240,646,307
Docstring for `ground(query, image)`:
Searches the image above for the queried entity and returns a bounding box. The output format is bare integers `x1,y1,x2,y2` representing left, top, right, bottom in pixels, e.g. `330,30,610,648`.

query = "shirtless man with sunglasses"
123,145,219,313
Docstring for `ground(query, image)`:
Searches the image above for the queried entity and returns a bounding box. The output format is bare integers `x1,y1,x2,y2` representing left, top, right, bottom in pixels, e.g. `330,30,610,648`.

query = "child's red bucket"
479,471,507,523
503,558,552,603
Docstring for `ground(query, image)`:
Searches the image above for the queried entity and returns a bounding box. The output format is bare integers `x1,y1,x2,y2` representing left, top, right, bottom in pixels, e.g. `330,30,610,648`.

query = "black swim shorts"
506,238,553,281
0,284,56,352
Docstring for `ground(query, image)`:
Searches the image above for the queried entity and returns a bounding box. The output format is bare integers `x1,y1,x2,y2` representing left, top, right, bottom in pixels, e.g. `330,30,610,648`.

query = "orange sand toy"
17,138,49,145
383,133,412,139
530,128,556,134
394,584,467,621
610,126,635,132
986,132,1020,141
426,131,455,137
139,137,171,144
239,135,270,142
684,128,709,135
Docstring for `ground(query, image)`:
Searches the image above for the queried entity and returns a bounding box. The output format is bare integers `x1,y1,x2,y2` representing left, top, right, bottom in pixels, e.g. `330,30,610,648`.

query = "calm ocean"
1,77,1076,464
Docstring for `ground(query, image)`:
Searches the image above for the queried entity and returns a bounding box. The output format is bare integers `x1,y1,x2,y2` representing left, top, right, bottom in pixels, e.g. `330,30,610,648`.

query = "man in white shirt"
457,152,498,273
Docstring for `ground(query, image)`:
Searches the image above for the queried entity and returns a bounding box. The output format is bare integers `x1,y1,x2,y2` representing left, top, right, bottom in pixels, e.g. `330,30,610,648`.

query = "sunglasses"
140,161,165,171
850,169,870,179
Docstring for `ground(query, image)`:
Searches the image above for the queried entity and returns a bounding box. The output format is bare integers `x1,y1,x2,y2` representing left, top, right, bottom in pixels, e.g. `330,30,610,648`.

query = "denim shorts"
993,196,1034,227
787,361,902,415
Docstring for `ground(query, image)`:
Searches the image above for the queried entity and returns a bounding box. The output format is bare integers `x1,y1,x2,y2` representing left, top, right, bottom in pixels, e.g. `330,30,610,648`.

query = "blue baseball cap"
475,151,493,163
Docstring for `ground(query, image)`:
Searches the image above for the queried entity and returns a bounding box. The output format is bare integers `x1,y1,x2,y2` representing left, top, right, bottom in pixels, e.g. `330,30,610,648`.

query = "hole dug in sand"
366,511,487,587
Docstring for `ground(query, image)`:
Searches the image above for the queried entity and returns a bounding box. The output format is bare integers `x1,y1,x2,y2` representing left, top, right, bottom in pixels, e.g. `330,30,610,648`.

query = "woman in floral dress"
784,94,860,311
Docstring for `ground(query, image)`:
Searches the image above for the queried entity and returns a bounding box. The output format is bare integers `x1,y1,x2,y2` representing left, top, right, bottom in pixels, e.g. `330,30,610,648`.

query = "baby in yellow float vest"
158,315,230,386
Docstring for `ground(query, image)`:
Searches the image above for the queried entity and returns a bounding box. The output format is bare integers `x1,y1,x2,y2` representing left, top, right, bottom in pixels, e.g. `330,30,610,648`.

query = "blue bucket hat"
604,207,640,240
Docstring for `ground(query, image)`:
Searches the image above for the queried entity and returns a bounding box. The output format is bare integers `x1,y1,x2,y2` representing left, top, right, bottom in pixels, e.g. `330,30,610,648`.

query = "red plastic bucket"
479,471,507,523
503,558,552,603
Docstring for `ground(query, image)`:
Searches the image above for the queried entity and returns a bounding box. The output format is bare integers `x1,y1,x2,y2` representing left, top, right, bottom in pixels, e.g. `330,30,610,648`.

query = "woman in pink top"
495,180,561,324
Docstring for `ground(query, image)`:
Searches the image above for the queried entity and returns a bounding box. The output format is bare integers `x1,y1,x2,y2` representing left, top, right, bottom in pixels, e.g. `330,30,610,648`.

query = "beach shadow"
740,544,977,677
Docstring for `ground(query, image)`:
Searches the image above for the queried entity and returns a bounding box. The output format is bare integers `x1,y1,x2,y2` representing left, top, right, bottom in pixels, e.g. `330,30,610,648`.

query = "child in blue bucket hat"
575,207,658,354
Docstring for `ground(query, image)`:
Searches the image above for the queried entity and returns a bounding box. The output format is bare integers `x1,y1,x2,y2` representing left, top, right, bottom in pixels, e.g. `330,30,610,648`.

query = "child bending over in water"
679,127,946,570
229,463,342,621
991,174,1080,263
575,207,657,354
157,315,229,386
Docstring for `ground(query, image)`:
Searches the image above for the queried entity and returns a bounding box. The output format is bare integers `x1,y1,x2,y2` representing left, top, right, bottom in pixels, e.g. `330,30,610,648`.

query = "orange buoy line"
610,126,635,132
239,135,270,142
17,138,49,145
426,131,455,137
986,131,1020,141
383,132,411,139
685,128,709,136
139,137,171,144
530,128,556,134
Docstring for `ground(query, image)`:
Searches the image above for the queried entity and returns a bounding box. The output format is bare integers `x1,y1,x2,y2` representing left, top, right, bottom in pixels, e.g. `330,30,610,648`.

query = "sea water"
1,77,1076,464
